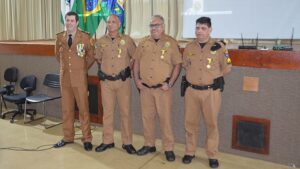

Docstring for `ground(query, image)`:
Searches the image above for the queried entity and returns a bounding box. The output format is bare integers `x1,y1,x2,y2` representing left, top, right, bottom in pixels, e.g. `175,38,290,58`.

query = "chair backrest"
43,74,60,88
4,67,18,83
20,75,37,92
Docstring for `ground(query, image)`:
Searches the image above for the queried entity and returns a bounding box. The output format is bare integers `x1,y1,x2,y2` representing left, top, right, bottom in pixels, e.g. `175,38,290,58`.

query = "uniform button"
69,49,71,52
69,64,71,66
69,57,71,59
69,70,72,73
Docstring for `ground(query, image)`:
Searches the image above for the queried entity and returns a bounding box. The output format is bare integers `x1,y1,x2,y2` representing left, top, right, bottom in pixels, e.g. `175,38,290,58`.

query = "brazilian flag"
61,0,126,37
99,0,126,33
75,0,102,37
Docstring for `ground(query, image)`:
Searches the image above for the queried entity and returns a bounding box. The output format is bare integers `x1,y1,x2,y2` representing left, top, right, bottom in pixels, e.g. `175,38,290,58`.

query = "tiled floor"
0,116,297,169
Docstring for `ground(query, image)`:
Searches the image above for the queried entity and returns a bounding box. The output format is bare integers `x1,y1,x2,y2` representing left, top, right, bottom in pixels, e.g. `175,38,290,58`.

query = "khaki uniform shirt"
55,29,95,87
183,39,232,85
95,34,136,75
133,34,182,86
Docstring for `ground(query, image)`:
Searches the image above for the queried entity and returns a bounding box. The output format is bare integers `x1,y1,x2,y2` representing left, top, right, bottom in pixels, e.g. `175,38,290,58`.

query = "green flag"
75,0,102,37
61,0,126,36
98,0,126,34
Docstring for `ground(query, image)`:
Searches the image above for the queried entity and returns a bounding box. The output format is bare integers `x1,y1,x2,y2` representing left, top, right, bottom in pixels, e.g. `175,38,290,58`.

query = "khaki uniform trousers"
101,78,132,144
61,86,92,142
184,87,221,158
140,87,174,151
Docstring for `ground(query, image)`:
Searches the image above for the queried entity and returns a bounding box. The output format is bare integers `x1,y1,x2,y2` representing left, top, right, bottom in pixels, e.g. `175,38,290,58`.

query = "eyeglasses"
149,24,162,29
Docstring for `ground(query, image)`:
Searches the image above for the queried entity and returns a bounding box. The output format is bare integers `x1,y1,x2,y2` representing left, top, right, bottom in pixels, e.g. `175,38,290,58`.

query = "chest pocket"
98,43,111,58
185,50,198,69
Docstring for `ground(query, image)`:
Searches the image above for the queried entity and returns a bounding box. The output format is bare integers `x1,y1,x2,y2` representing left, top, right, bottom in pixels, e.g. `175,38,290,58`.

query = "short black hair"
196,17,211,27
65,11,79,22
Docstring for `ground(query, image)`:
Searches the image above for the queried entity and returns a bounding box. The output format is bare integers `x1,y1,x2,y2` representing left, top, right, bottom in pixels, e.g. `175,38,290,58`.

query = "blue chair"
24,74,61,128
2,75,37,123
0,67,18,116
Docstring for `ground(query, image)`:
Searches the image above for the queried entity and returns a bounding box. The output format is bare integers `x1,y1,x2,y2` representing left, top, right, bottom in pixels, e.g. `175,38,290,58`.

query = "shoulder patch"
210,42,222,51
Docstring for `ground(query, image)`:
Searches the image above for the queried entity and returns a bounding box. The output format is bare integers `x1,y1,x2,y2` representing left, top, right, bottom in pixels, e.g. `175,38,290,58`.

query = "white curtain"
0,0,183,41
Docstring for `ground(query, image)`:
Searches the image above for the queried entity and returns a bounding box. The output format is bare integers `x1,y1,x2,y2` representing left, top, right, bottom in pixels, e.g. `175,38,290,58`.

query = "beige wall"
0,53,299,167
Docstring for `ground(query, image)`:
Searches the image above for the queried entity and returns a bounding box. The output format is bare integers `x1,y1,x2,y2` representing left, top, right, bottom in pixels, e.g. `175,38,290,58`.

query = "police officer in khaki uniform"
181,17,232,168
54,11,95,151
94,14,137,154
133,15,182,161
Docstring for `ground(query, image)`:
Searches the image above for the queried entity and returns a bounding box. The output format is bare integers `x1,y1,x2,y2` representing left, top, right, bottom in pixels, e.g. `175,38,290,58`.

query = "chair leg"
24,100,39,124
0,98,2,117
1,95,8,109
24,100,27,122
0,96,8,117
10,104,23,123
10,111,22,123
2,110,16,119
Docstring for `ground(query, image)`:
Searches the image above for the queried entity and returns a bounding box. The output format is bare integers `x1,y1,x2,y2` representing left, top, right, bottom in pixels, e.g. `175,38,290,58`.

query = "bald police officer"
54,11,95,151
181,17,232,168
94,14,137,154
133,15,182,162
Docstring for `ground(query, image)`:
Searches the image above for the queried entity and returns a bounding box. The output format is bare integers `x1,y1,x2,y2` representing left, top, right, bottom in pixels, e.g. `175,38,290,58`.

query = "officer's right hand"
135,79,145,90
161,82,170,91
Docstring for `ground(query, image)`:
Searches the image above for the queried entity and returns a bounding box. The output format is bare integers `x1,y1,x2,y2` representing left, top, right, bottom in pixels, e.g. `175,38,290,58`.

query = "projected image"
185,0,204,15
182,0,300,39
184,0,232,16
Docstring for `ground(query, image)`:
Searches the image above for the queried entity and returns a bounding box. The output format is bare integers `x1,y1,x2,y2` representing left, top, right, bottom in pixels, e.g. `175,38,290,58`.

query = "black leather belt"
187,81,213,90
142,78,170,89
98,67,131,81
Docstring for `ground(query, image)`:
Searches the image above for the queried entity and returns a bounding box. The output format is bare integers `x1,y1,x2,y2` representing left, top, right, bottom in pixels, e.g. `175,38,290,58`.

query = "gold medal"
207,58,212,69
160,49,166,59
76,43,85,57
165,42,170,48
117,48,122,58
120,39,125,46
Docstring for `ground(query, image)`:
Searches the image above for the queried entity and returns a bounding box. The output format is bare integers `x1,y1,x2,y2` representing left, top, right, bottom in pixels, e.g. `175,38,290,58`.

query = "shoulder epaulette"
138,36,150,45
78,28,90,35
164,34,177,42
56,31,65,35
219,40,226,46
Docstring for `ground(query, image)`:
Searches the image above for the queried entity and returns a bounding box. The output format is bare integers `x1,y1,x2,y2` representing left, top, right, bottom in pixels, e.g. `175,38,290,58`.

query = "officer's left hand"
161,82,169,91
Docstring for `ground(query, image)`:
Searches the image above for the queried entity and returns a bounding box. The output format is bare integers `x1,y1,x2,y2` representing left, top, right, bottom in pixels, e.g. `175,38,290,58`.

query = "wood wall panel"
0,43,55,56
229,49,300,70
1,42,300,70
